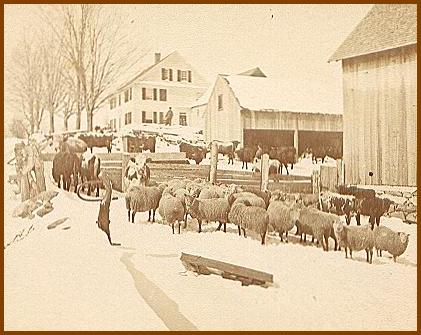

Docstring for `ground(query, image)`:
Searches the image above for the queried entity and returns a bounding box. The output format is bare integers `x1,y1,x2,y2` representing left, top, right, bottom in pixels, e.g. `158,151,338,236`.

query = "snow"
4,137,417,330
224,75,342,115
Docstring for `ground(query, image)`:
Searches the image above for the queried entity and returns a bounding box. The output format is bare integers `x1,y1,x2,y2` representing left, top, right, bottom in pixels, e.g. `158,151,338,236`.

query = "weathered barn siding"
342,44,417,186
205,76,242,143
242,111,342,132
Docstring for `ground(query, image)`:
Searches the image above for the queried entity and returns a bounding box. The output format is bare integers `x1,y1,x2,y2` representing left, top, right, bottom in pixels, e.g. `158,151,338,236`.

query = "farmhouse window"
109,97,117,109
129,87,132,100
142,111,147,123
169,69,173,81
125,112,132,125
124,90,129,103
118,94,121,105
162,68,169,80
188,70,192,82
180,70,188,81
218,94,223,110
179,113,187,126
159,89,167,101
159,112,164,124
153,112,158,123
153,88,158,101
142,87,153,100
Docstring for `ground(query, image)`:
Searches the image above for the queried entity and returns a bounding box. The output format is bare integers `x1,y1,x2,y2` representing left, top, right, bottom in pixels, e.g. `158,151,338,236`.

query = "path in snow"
120,252,198,331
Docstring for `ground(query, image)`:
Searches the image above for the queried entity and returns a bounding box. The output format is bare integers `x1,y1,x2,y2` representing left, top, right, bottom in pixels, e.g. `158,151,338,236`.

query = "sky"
4,4,373,125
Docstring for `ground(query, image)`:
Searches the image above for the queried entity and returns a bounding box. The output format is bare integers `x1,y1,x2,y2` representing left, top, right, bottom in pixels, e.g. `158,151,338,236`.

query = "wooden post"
260,153,270,191
97,170,113,245
293,117,299,161
312,169,320,195
209,141,218,184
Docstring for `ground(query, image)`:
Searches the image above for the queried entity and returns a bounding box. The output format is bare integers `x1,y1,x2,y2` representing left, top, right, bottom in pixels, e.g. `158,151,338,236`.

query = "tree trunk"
87,108,93,132
76,78,81,130
64,116,69,131
49,110,55,134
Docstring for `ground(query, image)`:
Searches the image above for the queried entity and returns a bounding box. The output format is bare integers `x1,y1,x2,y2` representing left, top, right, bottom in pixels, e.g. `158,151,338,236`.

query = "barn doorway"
298,131,343,158
243,129,294,148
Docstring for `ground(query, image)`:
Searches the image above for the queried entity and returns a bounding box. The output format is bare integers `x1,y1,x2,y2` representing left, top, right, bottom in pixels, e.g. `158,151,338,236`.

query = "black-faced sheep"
126,184,166,223
267,201,300,242
185,194,230,233
158,193,186,234
228,200,269,245
333,222,374,263
373,226,410,262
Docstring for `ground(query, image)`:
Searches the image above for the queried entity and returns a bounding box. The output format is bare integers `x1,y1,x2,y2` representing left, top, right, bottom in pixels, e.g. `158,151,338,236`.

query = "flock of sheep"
125,179,410,264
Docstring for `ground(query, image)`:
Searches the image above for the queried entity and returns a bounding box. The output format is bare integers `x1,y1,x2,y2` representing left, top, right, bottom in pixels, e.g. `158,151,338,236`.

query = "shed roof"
223,75,341,115
329,4,417,62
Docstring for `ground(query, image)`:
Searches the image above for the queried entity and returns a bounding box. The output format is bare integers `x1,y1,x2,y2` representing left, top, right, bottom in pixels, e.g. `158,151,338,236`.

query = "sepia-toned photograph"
4,4,417,331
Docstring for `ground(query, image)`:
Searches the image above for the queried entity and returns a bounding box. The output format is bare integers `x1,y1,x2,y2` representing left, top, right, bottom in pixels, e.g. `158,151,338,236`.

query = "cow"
78,134,113,153
268,146,296,175
52,152,81,192
235,145,257,170
212,140,240,164
124,157,151,188
58,136,88,153
128,135,156,153
179,142,207,165
80,150,101,197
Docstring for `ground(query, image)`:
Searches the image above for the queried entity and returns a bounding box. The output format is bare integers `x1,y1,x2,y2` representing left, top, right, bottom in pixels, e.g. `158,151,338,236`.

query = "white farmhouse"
103,51,209,131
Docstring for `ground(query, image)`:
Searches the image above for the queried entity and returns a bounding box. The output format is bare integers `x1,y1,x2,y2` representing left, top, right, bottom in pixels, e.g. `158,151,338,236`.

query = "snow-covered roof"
190,82,214,108
223,75,342,115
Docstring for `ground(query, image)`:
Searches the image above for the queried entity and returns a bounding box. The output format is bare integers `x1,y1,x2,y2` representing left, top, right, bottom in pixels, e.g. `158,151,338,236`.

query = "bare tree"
40,34,67,134
8,37,45,135
44,4,145,131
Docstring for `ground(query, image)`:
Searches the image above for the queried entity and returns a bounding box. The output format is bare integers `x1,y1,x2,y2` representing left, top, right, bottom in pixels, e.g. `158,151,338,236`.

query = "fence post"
260,153,270,191
209,141,218,184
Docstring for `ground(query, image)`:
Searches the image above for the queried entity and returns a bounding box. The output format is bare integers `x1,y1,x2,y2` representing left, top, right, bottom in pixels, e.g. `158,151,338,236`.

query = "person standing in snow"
164,107,173,126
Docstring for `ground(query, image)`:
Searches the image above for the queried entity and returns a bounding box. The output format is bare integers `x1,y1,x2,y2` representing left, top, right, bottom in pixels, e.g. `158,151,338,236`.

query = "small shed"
204,72,343,157
329,4,417,186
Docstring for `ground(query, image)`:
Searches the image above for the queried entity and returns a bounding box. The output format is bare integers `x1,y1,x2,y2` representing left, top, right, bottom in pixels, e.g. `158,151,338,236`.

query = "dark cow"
329,196,354,225
52,152,81,192
127,135,156,153
59,136,88,153
309,144,342,164
179,142,207,165
213,141,240,165
268,146,296,175
80,151,101,197
235,145,257,170
78,134,113,153
357,197,394,229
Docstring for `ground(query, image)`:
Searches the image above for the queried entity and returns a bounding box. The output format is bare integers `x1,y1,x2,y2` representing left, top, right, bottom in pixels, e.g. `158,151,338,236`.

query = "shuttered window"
177,70,181,82
142,111,147,123
169,69,173,81
153,112,157,123
218,94,223,110
188,70,192,83
142,88,153,100
153,88,158,101
125,112,132,125
159,89,167,101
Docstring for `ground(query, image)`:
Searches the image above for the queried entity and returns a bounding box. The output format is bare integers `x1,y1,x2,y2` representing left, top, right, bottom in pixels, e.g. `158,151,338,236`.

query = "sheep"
235,186,271,208
296,193,320,208
267,201,300,242
373,226,410,262
158,193,186,234
126,183,166,223
198,185,227,199
229,194,266,209
297,207,341,251
184,194,231,233
333,221,374,263
228,200,269,245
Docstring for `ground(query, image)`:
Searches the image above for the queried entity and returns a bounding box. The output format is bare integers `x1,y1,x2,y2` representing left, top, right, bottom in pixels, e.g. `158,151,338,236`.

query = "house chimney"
154,53,161,64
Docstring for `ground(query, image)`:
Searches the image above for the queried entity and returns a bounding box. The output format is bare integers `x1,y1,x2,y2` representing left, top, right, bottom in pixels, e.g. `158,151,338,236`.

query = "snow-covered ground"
4,137,417,331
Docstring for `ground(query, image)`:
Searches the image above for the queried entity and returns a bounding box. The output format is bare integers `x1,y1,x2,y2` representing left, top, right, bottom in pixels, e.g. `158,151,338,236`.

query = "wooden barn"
329,4,417,186
204,68,343,157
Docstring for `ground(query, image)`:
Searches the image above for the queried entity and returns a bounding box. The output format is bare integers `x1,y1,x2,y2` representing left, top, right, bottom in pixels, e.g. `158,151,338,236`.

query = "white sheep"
158,193,186,234
373,226,410,262
267,201,300,243
333,221,374,263
126,184,166,223
228,200,269,245
185,194,230,233
198,185,227,199
297,207,341,251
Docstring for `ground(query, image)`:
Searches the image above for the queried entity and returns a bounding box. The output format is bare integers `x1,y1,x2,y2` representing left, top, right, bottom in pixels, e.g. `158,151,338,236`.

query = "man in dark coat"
164,107,173,126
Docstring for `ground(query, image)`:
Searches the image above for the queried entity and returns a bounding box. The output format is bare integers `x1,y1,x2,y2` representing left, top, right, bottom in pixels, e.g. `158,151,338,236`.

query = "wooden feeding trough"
180,253,273,287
